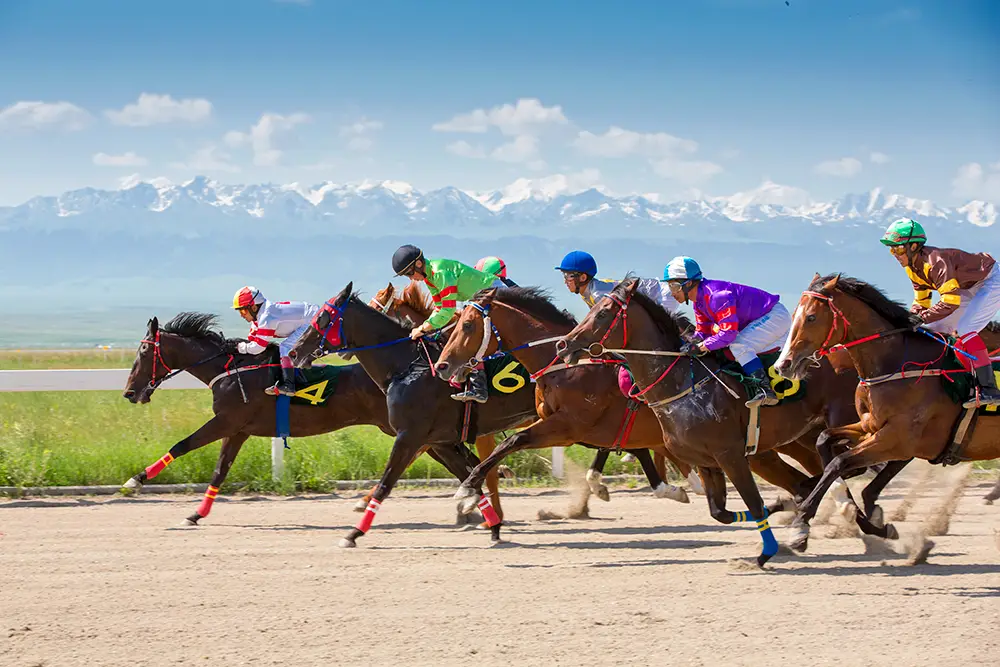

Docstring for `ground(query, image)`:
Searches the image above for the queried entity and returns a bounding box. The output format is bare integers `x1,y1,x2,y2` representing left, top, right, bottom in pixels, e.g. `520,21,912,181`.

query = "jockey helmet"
392,244,424,276
475,256,507,278
880,219,926,247
664,256,703,282
555,250,598,277
232,286,265,310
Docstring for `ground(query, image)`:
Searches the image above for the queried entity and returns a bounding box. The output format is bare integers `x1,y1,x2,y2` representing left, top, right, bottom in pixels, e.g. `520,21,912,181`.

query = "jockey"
880,218,1000,407
392,245,499,404
664,256,790,408
555,250,676,312
231,286,320,397
475,256,519,287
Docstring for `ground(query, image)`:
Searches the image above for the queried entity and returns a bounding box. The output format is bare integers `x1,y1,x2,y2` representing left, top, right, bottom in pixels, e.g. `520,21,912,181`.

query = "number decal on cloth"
294,380,329,405
491,361,526,394
768,365,801,400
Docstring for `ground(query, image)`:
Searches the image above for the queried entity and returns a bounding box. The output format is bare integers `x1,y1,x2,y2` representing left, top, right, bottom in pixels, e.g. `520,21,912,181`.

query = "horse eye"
317,312,331,328
141,343,149,353
806,314,817,323
462,321,474,333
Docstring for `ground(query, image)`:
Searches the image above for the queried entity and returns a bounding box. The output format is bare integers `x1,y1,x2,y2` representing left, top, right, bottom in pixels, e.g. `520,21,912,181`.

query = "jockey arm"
237,323,274,355
694,290,739,351
908,254,962,324
423,268,461,331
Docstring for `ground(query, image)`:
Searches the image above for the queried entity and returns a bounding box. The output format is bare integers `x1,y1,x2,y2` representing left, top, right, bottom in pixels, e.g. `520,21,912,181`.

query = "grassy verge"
0,350,649,490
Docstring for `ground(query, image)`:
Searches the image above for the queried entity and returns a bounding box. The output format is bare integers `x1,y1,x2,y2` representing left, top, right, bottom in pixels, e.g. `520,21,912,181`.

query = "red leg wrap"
478,495,501,527
196,485,219,517
145,453,175,480
356,498,381,533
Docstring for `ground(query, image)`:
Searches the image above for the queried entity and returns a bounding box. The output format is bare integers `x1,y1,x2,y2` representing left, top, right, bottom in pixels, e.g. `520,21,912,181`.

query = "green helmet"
880,219,927,247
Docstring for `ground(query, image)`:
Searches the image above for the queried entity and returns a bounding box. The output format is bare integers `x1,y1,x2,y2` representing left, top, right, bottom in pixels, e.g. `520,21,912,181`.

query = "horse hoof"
595,485,611,502
497,465,515,480
786,525,810,552
870,505,885,529
453,485,476,500
755,553,773,568
353,498,369,513
621,453,637,463
181,517,199,527
885,523,899,540
985,497,995,506
458,494,481,516
338,538,357,548
653,482,689,504
121,478,142,494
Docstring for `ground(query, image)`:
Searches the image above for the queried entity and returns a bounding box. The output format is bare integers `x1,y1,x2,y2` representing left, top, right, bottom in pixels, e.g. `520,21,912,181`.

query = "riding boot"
964,364,1000,408
451,369,489,404
267,366,298,396
745,368,778,408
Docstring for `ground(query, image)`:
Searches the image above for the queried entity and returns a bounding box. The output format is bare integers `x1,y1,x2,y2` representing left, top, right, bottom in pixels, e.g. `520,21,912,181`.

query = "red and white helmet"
232,286,266,309
475,256,507,279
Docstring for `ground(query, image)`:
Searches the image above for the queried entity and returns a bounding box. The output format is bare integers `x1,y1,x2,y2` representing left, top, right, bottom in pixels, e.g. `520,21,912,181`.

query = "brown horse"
371,281,684,504
435,286,831,529
555,277,870,566
774,273,1000,550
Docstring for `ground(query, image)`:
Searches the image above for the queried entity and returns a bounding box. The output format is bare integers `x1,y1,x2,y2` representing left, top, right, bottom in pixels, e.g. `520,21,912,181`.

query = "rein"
141,331,225,391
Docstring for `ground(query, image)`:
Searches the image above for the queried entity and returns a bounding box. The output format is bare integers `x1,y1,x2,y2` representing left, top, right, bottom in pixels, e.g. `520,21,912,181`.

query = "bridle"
138,330,224,393
580,290,631,359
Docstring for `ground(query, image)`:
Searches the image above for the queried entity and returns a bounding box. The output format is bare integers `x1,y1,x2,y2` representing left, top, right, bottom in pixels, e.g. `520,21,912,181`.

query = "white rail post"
271,437,285,481
551,447,565,479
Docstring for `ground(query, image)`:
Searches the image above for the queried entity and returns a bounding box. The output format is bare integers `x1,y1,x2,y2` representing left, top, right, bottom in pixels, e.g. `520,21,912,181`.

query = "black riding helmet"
392,244,423,276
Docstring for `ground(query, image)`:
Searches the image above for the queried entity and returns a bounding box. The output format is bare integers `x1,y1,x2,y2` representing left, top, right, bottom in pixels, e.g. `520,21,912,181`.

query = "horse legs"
586,449,613,501
787,426,896,552
473,435,504,525
340,432,437,548
631,448,688,502
355,445,430,512
121,415,237,492
859,458,911,533
182,433,250,526
985,472,1000,505
747,450,810,513
717,454,780,567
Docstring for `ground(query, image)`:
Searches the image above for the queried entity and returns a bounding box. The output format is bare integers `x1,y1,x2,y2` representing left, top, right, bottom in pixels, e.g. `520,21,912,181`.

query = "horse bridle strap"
141,331,224,390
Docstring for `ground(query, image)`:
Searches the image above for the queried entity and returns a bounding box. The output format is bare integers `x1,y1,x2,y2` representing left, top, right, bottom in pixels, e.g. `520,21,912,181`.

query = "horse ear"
335,282,353,307
625,277,640,294
149,317,159,335
812,272,821,283
823,274,841,291
385,281,394,297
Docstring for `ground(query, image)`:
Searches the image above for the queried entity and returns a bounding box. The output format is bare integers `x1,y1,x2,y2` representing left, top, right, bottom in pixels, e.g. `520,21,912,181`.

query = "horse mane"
161,312,224,342
400,281,433,318
614,274,693,344
810,273,920,329
484,286,577,327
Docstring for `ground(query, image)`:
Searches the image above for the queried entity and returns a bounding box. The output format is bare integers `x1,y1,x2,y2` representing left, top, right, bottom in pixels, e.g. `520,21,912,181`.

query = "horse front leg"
183,433,250,526
586,449,613,502
354,445,431,512
340,431,429,548
474,434,504,527
717,454,780,568
632,448,688,503
121,415,236,493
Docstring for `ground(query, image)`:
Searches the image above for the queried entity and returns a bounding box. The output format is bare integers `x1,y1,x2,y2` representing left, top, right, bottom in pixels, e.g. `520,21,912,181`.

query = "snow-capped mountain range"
1,176,996,243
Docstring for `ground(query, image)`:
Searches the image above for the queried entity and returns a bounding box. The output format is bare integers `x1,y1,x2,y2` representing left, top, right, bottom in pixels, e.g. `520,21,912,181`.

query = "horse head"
289,282,353,368
557,275,640,366
434,288,500,383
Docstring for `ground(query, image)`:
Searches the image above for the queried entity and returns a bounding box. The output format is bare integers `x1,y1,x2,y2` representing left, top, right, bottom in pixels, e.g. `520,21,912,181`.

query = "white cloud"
952,161,1000,202
869,151,891,164
0,101,91,131
169,145,240,173
433,98,567,136
339,117,383,152
573,126,698,158
93,151,148,167
446,140,487,159
105,93,213,127
814,157,863,177
651,159,724,185
224,112,310,166
490,135,540,163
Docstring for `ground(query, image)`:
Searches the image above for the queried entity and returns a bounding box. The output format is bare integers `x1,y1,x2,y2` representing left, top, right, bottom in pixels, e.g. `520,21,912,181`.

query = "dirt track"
2,476,999,667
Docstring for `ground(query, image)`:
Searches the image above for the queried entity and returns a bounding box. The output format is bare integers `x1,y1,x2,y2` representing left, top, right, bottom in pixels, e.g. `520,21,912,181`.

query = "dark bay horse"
555,277,869,567
121,312,397,525
287,282,540,547
774,273,1000,550
377,281,689,503
434,286,831,525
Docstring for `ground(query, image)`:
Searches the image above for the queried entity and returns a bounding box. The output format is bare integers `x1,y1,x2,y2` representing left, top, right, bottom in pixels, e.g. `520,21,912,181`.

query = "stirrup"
451,389,488,404
963,389,1000,409
266,383,296,397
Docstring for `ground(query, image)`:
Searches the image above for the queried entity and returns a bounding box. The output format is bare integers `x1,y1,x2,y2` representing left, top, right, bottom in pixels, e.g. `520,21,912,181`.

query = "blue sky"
0,0,997,206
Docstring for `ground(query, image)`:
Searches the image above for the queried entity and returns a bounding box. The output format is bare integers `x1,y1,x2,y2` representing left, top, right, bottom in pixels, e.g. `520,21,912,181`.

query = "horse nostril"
435,362,449,374
555,339,567,352
123,390,135,399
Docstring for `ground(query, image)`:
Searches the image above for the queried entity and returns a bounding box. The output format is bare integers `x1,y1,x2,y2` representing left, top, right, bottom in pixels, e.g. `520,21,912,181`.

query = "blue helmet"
555,250,598,277
664,256,703,282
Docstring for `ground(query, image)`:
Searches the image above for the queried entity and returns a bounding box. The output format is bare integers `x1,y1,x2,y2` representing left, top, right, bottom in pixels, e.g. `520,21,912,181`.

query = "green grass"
0,350,647,490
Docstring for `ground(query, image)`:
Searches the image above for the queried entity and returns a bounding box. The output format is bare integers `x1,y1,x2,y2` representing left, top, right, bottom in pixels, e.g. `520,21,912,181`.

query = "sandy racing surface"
2,474,999,667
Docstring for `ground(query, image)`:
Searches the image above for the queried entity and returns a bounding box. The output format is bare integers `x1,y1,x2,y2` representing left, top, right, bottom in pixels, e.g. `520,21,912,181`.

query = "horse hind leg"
633,448,688,503
586,449,612,502
717,455,780,568
984,472,1000,505
475,435,504,528
183,433,249,526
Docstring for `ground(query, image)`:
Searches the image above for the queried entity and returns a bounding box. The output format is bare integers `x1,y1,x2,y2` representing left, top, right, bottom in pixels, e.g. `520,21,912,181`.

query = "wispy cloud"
433,98,567,136
339,117,383,152
93,152,148,167
869,151,891,165
105,93,213,127
952,161,1000,202
446,140,487,159
169,145,240,173
224,112,310,166
814,157,863,177
573,126,698,158
0,101,91,131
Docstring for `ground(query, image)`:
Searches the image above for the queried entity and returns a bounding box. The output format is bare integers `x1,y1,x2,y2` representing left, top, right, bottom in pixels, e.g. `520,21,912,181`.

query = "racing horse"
555,276,877,567
120,312,503,525
372,281,686,504
287,282,540,547
436,286,830,531
774,273,1000,550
